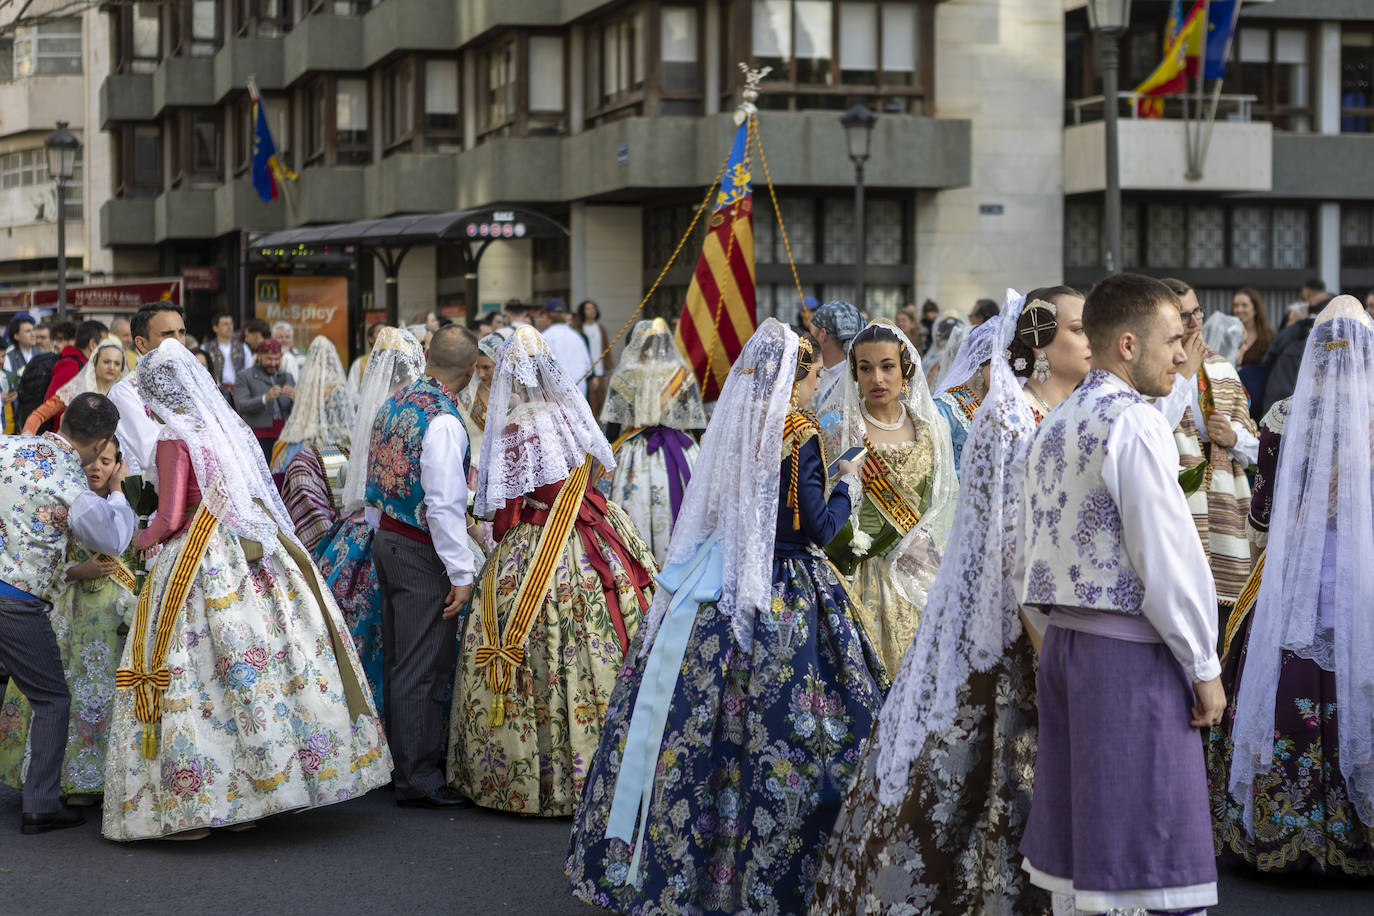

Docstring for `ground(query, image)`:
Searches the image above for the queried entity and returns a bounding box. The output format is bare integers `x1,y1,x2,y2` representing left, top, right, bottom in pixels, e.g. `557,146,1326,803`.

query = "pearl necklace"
862,401,905,431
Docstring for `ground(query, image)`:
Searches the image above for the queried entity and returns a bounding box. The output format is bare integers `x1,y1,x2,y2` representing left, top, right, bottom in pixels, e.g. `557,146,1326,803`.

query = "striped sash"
1223,551,1264,656
97,554,138,594
476,457,592,727
116,503,220,759
860,436,920,535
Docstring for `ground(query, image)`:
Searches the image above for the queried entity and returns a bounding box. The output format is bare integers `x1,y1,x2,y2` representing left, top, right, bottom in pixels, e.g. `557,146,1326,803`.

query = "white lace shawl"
874,289,1031,806
835,319,959,617
341,327,425,515
56,336,126,403
638,317,797,656
935,319,1000,395
1229,296,1374,830
600,318,707,431
276,335,354,451
475,325,615,518
136,339,298,545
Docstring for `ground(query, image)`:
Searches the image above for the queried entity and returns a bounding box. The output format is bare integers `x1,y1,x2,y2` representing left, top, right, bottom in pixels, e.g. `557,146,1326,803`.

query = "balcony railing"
1069,91,1258,125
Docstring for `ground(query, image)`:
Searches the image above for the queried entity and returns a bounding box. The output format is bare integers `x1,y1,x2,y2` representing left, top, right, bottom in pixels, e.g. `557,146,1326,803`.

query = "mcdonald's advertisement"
254,276,349,357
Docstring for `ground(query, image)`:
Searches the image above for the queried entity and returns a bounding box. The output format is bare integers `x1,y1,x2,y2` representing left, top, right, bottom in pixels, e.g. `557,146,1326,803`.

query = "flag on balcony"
675,120,757,401
1132,0,1205,117
251,92,296,203
1203,0,1242,80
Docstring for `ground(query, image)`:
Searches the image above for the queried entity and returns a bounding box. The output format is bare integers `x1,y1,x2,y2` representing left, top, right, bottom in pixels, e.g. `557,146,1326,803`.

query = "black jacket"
1261,316,1314,415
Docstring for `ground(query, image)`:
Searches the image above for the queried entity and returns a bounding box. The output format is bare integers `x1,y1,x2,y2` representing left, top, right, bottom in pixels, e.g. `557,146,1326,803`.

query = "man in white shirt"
537,299,592,396
499,299,531,340
365,325,477,809
205,312,252,391
108,303,186,483
0,392,136,834
271,321,303,379
2,314,37,430
1017,273,1224,915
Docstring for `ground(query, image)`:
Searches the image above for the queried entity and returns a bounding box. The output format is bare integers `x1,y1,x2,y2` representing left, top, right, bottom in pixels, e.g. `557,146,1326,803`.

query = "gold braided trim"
476,457,591,727
270,438,288,469
659,367,690,414
860,436,920,535
783,410,823,529
1223,551,1265,656
116,505,220,759
98,554,138,594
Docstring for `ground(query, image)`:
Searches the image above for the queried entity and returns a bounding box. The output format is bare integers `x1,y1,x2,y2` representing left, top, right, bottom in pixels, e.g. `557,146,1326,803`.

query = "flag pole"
1195,0,1243,177
247,74,297,215
1185,0,1212,180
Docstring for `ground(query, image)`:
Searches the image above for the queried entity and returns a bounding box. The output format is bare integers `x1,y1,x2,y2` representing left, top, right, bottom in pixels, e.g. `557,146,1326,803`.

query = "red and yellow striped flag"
675,120,756,401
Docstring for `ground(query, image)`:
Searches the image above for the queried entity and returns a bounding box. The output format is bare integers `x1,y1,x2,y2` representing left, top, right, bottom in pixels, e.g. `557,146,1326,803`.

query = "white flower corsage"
850,529,874,558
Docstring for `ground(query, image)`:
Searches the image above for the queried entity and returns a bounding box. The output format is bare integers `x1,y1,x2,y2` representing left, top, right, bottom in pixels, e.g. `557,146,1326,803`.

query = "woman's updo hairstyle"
794,331,820,382
1007,285,1081,378
847,322,917,383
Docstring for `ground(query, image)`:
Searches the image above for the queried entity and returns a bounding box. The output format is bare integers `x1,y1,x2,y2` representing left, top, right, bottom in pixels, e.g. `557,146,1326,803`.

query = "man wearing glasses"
1154,278,1260,612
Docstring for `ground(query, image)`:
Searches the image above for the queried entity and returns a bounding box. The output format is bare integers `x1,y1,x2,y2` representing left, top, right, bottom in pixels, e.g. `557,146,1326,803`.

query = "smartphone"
828,445,867,477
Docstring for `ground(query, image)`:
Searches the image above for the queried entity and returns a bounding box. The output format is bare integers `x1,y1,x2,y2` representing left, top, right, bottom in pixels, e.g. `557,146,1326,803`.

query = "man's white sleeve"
69,491,137,557
419,414,475,587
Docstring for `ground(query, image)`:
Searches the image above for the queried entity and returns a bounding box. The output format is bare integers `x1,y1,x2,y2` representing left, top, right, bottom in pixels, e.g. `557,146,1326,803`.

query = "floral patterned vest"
0,433,90,596
1020,370,1147,615
364,376,468,531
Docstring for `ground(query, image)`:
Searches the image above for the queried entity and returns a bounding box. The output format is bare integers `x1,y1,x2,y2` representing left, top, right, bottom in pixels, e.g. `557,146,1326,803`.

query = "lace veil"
638,317,797,656
1202,312,1246,365
475,325,616,517
873,289,1031,805
136,339,297,544
600,317,707,431
458,333,504,414
57,335,126,402
341,327,425,514
276,335,354,450
1229,295,1374,830
935,319,1000,394
835,319,959,615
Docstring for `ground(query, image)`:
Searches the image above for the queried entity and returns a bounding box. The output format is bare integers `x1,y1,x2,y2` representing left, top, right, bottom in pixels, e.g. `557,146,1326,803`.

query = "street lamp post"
841,104,877,311
45,121,79,322
1086,0,1132,275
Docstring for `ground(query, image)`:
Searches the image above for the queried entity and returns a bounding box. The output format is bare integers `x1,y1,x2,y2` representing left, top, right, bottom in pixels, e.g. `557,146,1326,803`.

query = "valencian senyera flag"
675,121,756,401
251,89,296,203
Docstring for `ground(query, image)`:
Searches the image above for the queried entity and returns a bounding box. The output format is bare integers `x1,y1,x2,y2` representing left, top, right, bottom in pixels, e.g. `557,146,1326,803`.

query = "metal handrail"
1069,91,1258,124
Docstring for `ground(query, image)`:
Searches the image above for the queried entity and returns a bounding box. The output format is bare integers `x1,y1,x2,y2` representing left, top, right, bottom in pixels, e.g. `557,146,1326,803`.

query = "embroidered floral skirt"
812,632,1047,915
1208,612,1374,876
314,515,384,717
446,501,654,817
566,554,887,915
0,569,134,797
101,526,391,841
603,432,699,568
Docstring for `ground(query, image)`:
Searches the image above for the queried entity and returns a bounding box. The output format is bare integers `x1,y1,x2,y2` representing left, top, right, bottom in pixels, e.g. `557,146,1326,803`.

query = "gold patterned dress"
829,407,937,676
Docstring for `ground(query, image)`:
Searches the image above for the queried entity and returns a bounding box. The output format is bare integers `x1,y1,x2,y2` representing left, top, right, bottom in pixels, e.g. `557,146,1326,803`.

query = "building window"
528,35,566,136
750,0,929,112
382,58,417,153
114,3,162,74
234,0,292,39
587,8,646,115
1342,27,1373,134
423,58,461,148
477,39,517,139
661,5,700,94
1342,206,1374,269
116,125,162,198
168,0,221,58
1225,25,1312,132
14,18,82,76
301,77,367,166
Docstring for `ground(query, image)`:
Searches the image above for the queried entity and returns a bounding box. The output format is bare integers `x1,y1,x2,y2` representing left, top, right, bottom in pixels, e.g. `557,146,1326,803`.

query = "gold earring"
901,380,911,397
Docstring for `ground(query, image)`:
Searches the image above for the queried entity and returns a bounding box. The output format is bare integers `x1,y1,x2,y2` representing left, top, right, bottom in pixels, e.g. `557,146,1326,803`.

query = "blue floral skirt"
567,554,887,915
313,515,384,718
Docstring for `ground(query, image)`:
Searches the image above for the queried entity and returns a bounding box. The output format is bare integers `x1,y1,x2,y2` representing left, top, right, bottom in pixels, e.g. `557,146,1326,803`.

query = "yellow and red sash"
116,504,220,759
860,436,921,535
97,554,138,594
1223,551,1264,656
658,367,690,415
476,457,592,727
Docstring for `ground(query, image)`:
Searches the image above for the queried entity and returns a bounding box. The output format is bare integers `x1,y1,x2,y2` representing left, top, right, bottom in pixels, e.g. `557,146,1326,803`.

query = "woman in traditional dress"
0,435,137,806
932,319,999,474
270,335,354,550
1208,296,1374,876
312,327,426,719
446,325,654,816
21,335,127,434
825,320,958,678
813,287,1092,915
457,332,503,471
599,318,707,565
566,319,887,915
102,339,390,841
922,314,968,389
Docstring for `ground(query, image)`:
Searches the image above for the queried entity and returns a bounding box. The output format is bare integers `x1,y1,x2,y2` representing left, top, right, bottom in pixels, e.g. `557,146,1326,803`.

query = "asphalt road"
0,784,1369,915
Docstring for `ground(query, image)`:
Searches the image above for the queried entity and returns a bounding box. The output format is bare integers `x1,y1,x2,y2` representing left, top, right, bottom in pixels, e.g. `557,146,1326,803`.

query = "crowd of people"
0,274,1369,916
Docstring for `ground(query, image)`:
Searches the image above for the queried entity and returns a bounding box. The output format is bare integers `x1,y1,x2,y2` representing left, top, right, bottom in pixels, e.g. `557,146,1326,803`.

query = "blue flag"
1204,0,1240,80
251,98,288,203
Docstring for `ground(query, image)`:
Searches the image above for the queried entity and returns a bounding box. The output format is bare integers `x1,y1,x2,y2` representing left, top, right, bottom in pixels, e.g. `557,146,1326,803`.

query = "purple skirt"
1022,626,1217,896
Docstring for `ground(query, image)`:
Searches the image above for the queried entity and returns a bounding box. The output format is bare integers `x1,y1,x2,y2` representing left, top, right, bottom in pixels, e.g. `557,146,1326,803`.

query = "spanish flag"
250,87,296,203
1133,0,1205,117
675,121,757,401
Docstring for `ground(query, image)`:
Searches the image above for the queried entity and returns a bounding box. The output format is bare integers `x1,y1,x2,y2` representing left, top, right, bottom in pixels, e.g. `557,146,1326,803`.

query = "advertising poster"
255,275,349,358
